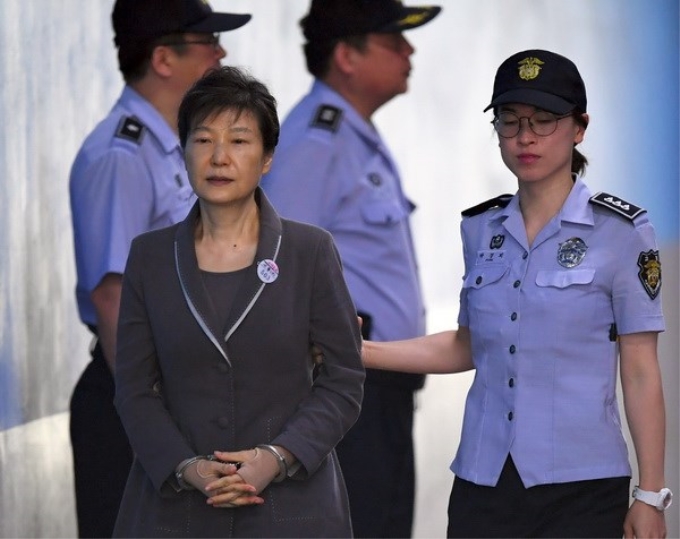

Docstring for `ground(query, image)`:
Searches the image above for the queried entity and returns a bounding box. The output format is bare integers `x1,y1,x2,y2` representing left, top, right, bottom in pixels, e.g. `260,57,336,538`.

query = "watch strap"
632,486,673,511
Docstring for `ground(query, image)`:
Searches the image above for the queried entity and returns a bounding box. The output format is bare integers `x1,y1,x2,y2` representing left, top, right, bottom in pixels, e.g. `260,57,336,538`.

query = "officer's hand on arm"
310,316,363,366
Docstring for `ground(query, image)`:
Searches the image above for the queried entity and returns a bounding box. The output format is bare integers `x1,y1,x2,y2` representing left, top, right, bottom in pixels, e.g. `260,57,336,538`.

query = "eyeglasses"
493,111,572,138
162,34,221,49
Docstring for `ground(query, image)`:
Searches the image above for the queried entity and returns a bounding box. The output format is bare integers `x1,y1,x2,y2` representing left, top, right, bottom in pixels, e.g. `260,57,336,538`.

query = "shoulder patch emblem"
310,105,342,133
589,192,645,220
462,194,513,217
115,116,146,144
637,250,662,300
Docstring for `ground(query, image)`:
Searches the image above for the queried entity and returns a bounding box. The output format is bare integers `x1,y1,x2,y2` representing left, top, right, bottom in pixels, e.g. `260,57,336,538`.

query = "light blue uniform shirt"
453,177,665,488
261,80,425,343
70,86,195,326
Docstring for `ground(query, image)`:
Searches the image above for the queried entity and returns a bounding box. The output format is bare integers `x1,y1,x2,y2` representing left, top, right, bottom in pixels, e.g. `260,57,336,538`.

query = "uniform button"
509,345,516,354
513,280,521,288
508,411,514,421
475,276,483,285
217,417,230,428
522,252,528,260
510,312,517,321
152,381,162,395
509,378,514,387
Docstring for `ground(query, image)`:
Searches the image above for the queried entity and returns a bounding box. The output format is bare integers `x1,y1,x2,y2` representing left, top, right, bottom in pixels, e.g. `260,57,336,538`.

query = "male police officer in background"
261,1,440,536
68,1,250,536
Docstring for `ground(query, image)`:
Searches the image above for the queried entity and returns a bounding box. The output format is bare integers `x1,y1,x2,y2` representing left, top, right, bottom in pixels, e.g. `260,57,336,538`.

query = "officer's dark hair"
570,110,589,176
303,35,368,79
178,66,279,154
118,34,190,83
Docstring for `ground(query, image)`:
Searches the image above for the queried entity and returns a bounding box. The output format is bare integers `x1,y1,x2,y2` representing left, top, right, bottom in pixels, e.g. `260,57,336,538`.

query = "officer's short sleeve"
71,148,155,293
457,219,472,327
611,216,665,335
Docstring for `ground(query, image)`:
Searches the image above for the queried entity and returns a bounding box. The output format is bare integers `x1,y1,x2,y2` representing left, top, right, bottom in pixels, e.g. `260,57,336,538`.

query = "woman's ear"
262,152,274,175
574,112,589,144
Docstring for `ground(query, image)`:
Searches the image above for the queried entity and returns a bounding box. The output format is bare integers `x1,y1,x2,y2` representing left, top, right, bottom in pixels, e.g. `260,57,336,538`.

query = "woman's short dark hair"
178,66,280,154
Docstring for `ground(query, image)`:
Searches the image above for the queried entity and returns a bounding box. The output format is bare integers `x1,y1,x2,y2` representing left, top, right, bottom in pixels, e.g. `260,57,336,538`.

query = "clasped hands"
181,447,285,509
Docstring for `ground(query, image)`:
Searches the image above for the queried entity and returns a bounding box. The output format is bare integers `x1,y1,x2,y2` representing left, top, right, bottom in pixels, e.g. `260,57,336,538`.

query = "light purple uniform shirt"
453,177,665,487
70,86,195,326
261,80,425,343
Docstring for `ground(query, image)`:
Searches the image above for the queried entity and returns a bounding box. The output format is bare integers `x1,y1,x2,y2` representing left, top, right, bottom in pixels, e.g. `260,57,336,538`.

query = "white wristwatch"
632,486,673,511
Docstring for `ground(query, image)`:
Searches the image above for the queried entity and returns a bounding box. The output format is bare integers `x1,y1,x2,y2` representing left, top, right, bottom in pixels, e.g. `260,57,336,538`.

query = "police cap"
484,49,587,115
112,0,251,47
301,0,441,42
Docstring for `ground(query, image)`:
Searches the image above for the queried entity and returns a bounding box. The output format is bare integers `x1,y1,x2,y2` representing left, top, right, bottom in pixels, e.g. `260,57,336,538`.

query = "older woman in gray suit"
113,66,364,538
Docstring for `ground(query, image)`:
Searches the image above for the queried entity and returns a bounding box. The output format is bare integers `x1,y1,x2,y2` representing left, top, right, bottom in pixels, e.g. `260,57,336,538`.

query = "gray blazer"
113,189,364,538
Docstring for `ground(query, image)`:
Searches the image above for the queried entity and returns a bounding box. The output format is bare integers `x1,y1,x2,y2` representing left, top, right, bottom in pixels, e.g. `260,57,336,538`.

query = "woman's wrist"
175,455,216,490
256,445,289,482
237,447,281,493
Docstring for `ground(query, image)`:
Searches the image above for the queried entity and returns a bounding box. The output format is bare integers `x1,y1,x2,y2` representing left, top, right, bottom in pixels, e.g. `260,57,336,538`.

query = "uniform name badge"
557,237,587,268
477,250,505,264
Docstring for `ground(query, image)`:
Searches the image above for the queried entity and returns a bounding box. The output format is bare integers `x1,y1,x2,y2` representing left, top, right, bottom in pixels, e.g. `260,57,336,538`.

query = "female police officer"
362,49,669,538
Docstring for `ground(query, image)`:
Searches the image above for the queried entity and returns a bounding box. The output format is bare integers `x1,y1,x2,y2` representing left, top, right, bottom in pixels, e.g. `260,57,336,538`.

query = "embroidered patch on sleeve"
637,249,662,299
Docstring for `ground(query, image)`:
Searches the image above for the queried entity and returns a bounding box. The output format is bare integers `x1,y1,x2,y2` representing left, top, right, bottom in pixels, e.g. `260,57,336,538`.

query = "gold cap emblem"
518,57,544,81
398,12,429,26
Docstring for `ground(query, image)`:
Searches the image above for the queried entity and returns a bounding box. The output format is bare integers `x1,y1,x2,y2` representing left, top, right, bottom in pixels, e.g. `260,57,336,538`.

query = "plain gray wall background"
0,1,677,537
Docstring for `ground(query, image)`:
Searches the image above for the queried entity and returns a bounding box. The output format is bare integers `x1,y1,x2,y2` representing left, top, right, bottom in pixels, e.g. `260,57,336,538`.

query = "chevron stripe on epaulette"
461,194,513,217
589,192,645,220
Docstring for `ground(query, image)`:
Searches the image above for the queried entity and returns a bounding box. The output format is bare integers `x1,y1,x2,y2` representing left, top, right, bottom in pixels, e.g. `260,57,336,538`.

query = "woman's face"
184,108,272,207
497,103,587,186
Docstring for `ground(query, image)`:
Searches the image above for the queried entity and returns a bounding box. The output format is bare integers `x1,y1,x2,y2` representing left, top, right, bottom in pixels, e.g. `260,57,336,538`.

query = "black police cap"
485,49,587,115
301,0,441,42
112,0,251,47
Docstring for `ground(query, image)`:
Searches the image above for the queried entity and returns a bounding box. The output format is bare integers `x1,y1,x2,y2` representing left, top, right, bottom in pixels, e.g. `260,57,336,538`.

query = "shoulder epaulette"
115,116,146,144
310,104,342,133
461,194,513,217
589,192,645,220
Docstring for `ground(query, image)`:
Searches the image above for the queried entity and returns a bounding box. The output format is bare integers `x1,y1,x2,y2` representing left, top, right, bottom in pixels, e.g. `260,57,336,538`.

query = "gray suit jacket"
113,189,364,538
